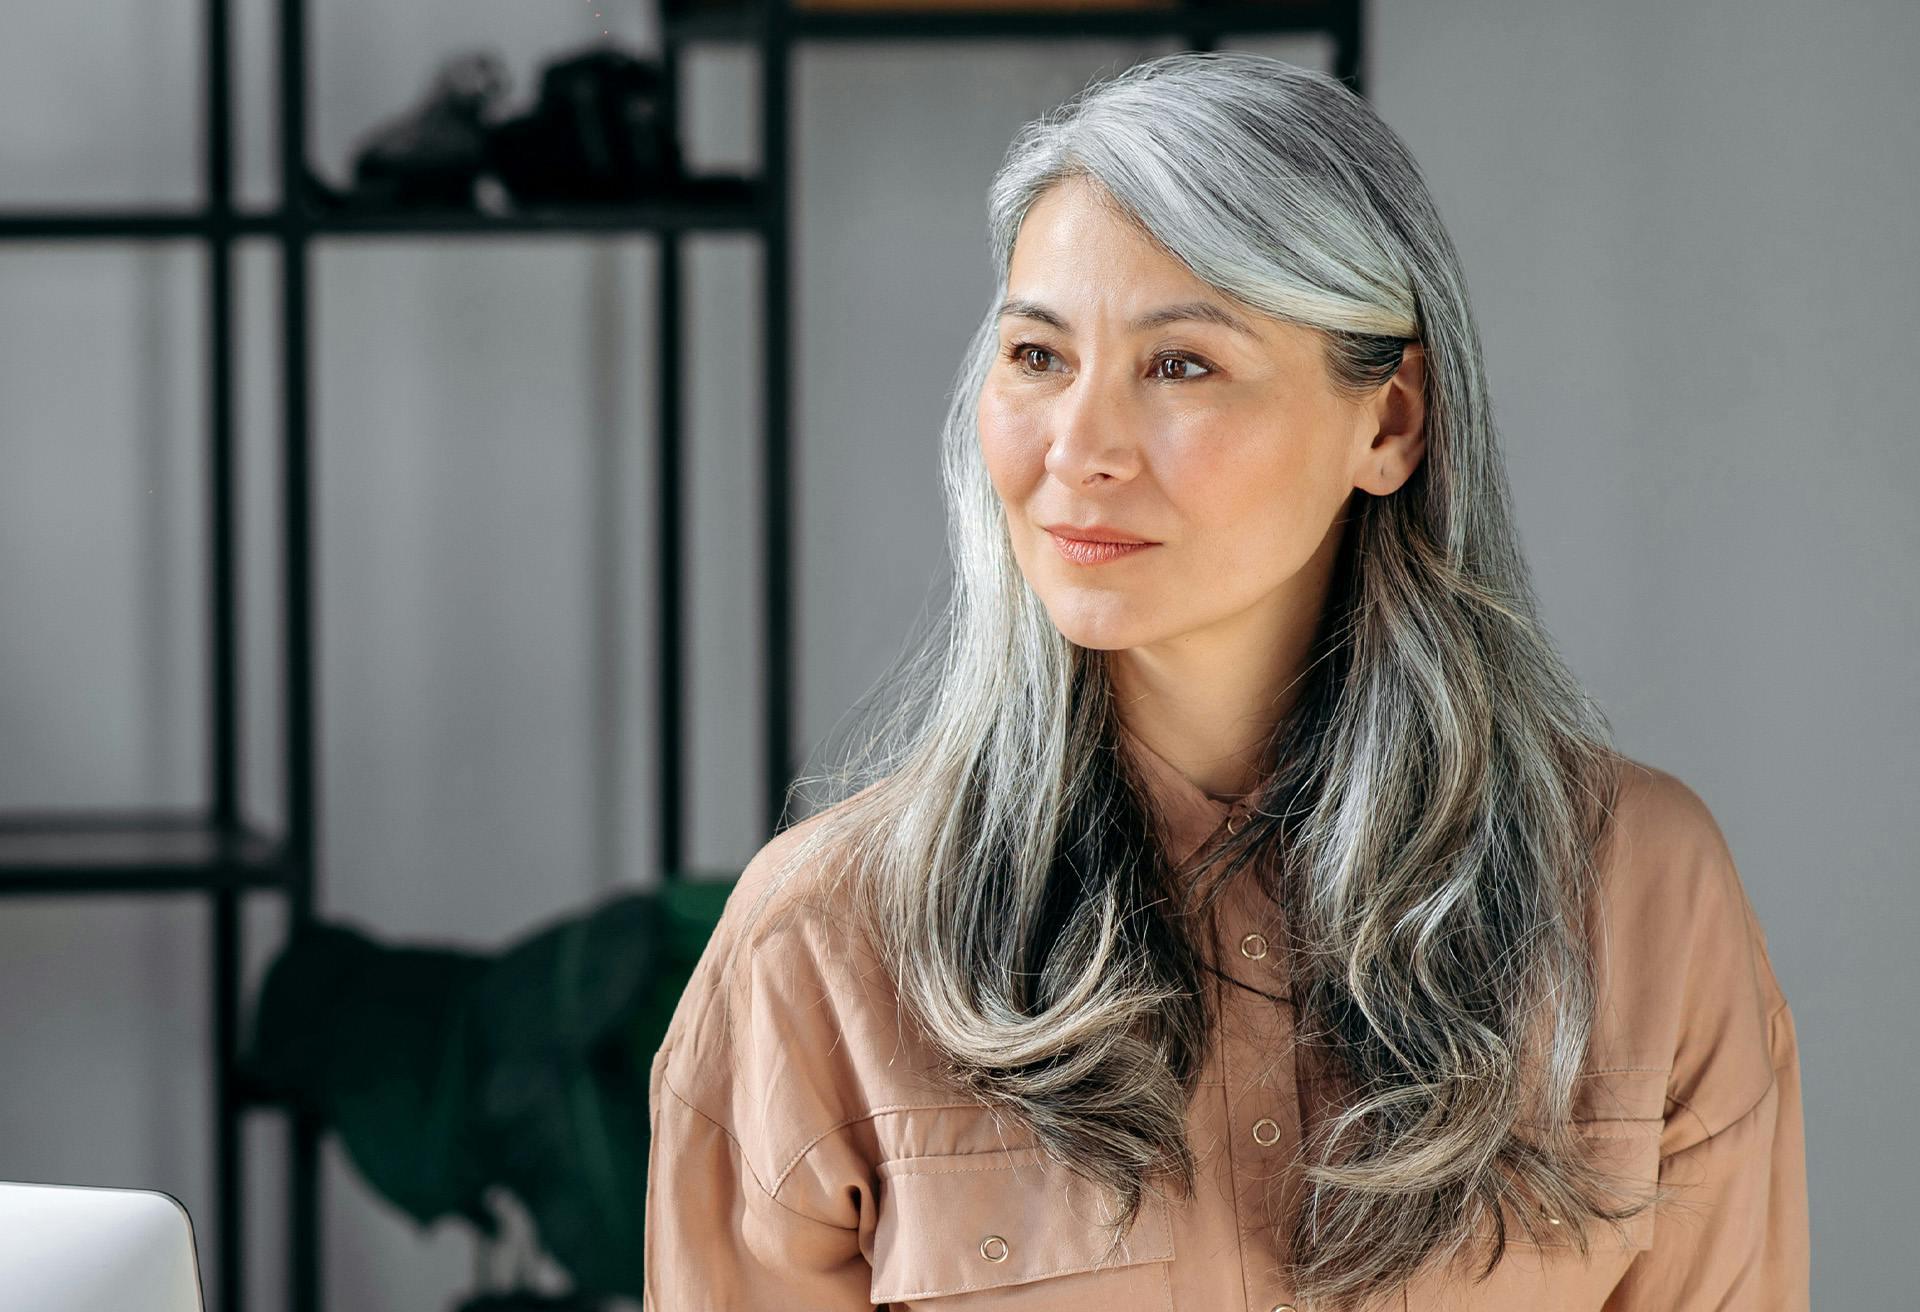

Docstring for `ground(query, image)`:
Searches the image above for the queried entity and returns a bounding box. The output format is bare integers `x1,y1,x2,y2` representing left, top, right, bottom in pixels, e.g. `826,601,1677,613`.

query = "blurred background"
1,0,1913,1308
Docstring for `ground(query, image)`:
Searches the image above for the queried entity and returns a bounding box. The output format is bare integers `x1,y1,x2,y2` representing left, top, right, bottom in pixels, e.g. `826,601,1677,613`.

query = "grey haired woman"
642,50,1808,1312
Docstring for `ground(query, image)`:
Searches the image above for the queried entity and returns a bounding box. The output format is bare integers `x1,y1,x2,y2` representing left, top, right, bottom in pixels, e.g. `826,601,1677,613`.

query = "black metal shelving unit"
0,1,1361,1309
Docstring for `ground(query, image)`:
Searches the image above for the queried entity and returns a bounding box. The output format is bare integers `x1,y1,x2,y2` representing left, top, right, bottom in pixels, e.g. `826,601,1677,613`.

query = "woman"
642,52,1807,1311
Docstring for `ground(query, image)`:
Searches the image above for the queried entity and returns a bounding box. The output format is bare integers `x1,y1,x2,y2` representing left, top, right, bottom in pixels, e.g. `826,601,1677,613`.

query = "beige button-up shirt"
643,726,1809,1310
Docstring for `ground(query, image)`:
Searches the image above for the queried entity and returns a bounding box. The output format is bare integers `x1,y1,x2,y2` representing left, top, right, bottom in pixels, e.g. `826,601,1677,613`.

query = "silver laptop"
0,1181,205,1311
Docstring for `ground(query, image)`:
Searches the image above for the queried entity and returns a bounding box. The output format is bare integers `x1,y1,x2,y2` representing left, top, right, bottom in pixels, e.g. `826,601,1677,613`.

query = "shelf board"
0,812,293,895
0,211,219,241
668,0,1345,41
292,188,763,236
0,177,763,243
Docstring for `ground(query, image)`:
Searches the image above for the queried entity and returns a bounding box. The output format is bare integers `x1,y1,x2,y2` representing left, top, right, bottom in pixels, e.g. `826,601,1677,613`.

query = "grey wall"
2,1,1912,1307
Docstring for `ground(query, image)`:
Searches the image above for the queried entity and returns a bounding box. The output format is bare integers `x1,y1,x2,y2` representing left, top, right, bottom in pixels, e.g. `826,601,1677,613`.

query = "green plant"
242,878,733,1304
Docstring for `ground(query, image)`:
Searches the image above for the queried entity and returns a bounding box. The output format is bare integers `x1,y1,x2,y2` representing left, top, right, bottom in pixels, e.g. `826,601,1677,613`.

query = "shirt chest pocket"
1399,1114,1663,1312
868,1146,1175,1311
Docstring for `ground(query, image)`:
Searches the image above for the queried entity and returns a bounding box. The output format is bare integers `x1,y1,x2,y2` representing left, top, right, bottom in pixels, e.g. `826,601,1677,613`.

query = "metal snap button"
1239,932,1269,960
980,1234,1009,1262
1272,1305,1297,1312
1252,1117,1281,1146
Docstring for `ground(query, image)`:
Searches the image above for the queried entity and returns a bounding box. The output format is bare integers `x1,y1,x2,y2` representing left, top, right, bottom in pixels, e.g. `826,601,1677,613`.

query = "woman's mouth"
1048,531,1159,566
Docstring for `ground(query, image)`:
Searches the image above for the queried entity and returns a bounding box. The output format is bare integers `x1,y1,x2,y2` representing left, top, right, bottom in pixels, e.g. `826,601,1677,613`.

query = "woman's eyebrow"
996,296,1260,339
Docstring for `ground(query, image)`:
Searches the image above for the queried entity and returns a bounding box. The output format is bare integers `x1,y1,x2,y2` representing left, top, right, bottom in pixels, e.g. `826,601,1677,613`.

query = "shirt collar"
1116,720,1262,870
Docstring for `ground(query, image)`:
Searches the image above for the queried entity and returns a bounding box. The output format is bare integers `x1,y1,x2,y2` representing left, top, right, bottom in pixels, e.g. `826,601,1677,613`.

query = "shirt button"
1252,1117,1281,1146
1271,1304,1297,1311
1239,932,1269,959
980,1234,1009,1261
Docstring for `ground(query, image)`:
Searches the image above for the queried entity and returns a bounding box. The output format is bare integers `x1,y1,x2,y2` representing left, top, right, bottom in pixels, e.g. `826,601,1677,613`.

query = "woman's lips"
1048,530,1159,565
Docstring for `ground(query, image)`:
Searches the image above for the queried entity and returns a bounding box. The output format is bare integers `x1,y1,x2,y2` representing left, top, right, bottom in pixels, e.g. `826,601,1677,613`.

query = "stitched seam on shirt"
1659,999,1791,1160
1572,1119,1666,1139
1208,970,1254,1312
1662,1091,1716,1148
885,1240,1172,1300
659,1073,853,1229
1220,1089,1254,1310
1661,1073,1777,1163
770,1099,1004,1195
881,1156,1043,1178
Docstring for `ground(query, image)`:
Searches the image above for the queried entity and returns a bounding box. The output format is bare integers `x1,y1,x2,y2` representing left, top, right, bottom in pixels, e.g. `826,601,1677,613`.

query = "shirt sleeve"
643,1054,875,1311
1604,996,1808,1309
1602,776,1811,1310
640,821,883,1311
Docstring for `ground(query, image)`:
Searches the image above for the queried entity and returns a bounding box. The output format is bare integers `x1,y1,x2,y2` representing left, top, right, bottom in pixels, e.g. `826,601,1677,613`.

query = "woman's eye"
1151,353,1212,381
1006,342,1057,374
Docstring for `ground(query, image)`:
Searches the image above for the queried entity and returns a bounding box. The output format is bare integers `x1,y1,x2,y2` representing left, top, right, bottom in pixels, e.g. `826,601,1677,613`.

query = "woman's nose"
1042,372,1143,484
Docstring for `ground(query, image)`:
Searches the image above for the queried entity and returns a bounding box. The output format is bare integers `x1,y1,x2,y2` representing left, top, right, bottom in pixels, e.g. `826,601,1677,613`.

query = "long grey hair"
747,51,1660,1310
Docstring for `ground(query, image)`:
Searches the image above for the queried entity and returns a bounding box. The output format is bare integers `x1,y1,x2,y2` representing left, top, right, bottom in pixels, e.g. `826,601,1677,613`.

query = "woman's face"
979,175,1423,663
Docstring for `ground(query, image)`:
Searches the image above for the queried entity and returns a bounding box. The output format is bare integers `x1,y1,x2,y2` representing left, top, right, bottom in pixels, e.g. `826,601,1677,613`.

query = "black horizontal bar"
0,807,221,832
0,211,223,241
292,194,764,236
0,186,764,243
0,868,292,895
0,814,292,895
669,1,1344,42
232,1073,293,1112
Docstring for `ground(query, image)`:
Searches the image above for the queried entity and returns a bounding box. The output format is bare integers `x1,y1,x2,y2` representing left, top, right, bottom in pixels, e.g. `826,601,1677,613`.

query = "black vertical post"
655,224,685,881
278,0,322,1307
206,0,238,835
1186,8,1217,54
212,889,242,1312
204,0,244,1304
1333,0,1366,97
761,0,794,836
656,38,686,884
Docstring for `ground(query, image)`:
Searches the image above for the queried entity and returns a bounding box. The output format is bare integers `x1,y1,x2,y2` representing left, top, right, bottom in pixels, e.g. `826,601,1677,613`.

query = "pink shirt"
643,726,1808,1309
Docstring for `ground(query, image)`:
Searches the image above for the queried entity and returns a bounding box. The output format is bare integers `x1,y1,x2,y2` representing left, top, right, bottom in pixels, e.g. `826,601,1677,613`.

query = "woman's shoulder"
1596,751,1779,990
659,783,886,1049
1586,751,1792,1152
1602,754,1745,896
651,783,962,1172
705,787,879,966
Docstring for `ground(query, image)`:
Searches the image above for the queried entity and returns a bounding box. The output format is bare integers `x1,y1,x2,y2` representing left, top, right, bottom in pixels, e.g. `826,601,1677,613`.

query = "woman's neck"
1111,665,1300,801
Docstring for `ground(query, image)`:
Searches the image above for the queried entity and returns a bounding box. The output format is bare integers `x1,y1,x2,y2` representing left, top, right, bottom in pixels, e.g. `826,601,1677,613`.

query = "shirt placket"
1216,864,1305,1312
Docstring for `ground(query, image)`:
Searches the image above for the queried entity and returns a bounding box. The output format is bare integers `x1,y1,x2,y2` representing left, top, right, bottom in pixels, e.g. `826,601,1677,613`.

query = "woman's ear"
1352,342,1427,496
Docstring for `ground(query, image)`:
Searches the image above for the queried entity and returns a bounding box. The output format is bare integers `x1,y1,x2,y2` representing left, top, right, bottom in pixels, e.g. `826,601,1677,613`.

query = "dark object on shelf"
243,878,732,1302
487,47,683,206
342,50,512,209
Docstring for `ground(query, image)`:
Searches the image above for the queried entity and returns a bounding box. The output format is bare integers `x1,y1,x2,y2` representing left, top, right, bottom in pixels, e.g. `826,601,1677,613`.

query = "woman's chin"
1045,605,1169,653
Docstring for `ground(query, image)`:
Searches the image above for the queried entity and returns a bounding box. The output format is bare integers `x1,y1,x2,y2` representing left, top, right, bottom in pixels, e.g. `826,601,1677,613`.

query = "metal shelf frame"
0,2,1363,1308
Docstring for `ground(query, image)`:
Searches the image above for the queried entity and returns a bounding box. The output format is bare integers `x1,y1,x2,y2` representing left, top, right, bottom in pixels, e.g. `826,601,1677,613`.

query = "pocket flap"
869,1146,1174,1303
1511,1119,1662,1251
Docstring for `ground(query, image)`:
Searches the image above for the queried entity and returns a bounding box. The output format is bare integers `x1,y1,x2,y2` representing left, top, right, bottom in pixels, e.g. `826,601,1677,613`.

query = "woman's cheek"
978,387,1046,489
